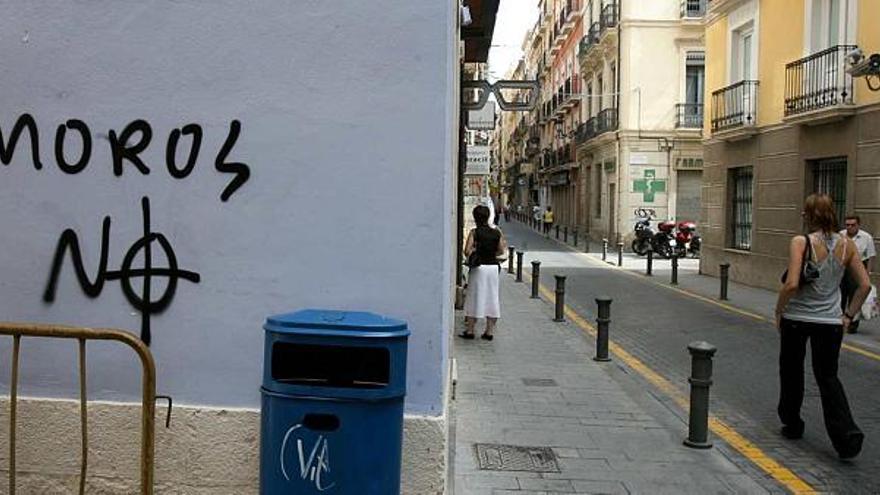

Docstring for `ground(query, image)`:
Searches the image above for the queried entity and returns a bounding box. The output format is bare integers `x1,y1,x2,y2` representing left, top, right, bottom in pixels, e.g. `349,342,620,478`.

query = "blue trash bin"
260,309,409,495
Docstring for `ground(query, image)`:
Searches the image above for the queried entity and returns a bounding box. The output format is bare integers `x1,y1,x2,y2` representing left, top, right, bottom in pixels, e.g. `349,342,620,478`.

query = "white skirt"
465,264,501,318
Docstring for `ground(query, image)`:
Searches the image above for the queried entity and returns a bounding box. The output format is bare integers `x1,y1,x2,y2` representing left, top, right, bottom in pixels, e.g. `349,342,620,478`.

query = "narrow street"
501,217,880,494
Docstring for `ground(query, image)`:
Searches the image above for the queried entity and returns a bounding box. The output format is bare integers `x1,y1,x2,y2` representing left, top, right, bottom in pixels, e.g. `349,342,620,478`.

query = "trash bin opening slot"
302,413,340,432
271,343,390,389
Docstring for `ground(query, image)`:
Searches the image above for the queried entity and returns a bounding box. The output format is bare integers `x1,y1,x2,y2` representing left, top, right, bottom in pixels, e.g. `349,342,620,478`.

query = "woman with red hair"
775,194,870,459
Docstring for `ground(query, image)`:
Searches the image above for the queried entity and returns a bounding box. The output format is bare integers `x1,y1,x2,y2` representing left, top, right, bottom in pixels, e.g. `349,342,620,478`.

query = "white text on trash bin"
280,424,336,491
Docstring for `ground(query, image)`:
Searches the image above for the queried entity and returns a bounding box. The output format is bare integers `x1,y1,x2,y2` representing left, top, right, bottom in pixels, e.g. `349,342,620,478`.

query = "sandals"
480,334,494,341
457,332,475,340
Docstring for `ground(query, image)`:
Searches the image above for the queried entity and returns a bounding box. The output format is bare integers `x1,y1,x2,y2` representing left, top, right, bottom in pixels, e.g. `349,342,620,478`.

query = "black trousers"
778,318,862,453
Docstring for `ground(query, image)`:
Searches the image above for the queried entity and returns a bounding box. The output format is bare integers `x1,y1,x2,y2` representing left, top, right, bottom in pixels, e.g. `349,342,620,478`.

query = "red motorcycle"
674,221,701,258
650,220,677,258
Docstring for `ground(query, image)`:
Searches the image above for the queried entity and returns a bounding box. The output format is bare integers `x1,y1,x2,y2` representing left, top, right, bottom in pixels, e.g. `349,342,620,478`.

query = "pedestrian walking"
775,194,870,459
532,204,542,227
543,206,554,237
839,214,876,333
461,205,507,341
503,204,510,222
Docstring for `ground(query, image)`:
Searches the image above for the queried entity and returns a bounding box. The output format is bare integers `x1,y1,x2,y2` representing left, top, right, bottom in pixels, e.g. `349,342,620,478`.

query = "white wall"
0,0,456,416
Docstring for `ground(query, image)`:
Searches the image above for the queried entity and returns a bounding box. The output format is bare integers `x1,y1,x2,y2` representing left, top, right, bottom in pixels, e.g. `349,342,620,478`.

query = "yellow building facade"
703,0,880,288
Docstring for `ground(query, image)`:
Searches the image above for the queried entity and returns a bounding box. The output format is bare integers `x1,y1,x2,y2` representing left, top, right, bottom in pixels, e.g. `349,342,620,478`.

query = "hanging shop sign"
465,145,490,175
467,101,496,130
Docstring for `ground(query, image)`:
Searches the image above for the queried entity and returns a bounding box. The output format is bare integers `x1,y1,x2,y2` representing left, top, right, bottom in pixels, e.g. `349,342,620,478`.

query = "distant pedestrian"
461,205,507,341
543,206,554,237
503,204,510,222
839,214,875,333
775,194,870,459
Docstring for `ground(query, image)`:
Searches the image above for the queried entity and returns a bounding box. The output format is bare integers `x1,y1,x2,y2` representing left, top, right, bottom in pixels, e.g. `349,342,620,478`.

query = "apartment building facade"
499,0,707,245
702,0,880,288
576,0,707,244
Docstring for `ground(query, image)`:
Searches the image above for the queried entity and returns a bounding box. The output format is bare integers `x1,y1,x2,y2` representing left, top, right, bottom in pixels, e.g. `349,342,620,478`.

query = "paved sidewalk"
451,269,773,494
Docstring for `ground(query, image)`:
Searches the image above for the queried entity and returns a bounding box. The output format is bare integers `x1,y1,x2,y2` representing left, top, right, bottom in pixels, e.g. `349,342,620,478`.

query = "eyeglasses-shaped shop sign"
461,80,540,112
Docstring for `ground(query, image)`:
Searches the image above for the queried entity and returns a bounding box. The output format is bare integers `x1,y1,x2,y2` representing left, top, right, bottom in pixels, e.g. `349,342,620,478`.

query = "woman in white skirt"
461,205,507,340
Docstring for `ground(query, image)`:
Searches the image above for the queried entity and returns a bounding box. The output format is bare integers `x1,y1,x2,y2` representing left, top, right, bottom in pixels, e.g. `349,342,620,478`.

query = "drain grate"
474,443,560,473
522,378,558,387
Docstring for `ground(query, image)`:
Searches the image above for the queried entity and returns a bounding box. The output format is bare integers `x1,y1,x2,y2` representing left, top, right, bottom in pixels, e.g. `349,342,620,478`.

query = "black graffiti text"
1,113,250,202
43,197,201,345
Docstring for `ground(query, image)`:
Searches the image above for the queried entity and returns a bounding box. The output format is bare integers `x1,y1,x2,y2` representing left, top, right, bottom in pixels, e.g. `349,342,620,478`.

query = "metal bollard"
594,297,612,362
602,238,608,261
555,224,560,239
671,254,679,285
516,251,524,282
564,226,569,243
719,262,730,300
573,228,578,247
617,242,624,267
531,261,541,299
508,246,516,274
684,341,717,449
553,275,566,322
646,249,653,276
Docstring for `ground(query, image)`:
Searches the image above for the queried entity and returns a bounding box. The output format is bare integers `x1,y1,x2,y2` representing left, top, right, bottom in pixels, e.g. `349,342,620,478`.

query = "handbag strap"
802,234,812,264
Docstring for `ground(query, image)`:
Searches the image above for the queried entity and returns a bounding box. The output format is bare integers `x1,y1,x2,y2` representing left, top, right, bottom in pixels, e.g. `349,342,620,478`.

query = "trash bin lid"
265,309,409,338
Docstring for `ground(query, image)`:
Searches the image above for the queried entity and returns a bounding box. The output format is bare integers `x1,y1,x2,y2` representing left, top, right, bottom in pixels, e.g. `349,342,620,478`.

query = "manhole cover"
522,378,557,387
474,444,560,472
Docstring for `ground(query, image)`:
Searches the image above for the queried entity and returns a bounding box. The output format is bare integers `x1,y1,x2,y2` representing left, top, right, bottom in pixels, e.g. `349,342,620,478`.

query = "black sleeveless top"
473,225,501,266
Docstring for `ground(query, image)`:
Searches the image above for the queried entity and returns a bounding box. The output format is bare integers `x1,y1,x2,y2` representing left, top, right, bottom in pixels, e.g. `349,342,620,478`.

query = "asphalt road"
502,219,880,494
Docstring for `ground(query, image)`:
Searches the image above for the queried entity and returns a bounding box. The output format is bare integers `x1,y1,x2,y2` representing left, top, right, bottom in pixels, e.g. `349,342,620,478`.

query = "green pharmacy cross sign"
633,169,666,203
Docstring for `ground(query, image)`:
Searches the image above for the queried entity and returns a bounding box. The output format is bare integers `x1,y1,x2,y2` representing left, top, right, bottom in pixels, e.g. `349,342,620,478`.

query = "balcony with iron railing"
559,76,581,111
560,0,582,36
784,45,857,122
711,80,759,135
680,0,707,18
596,107,618,134
576,117,597,144
578,25,600,62
600,2,618,32
675,103,703,129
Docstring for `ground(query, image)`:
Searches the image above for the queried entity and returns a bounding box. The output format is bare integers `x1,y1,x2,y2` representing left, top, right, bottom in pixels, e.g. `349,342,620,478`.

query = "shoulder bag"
780,234,819,286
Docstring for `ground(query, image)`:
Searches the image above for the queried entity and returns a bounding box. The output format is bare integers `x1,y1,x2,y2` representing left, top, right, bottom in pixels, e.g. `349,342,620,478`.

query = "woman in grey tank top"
774,194,871,459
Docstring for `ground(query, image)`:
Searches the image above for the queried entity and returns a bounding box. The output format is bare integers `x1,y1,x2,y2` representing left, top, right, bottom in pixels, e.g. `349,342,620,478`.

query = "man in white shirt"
840,214,875,333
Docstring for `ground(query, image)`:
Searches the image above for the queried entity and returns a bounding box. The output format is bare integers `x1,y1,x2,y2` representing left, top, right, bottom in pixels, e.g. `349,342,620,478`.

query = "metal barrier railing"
0,323,156,495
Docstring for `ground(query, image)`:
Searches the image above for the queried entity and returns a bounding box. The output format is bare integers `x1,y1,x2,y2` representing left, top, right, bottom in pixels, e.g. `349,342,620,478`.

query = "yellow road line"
541,232,880,363
533,280,816,495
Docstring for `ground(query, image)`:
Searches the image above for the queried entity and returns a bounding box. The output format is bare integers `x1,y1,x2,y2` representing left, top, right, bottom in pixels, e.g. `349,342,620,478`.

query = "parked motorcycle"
651,220,678,258
631,216,655,255
673,221,701,258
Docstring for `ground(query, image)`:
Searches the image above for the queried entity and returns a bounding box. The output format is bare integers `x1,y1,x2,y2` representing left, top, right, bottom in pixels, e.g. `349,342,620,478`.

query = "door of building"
676,170,702,222
608,183,616,241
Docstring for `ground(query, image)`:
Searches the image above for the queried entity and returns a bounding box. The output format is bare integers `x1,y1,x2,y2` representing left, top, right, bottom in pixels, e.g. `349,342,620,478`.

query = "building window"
597,75,604,110
811,157,847,223
685,53,705,105
731,167,753,250
586,82,593,117
732,23,755,82
609,62,617,108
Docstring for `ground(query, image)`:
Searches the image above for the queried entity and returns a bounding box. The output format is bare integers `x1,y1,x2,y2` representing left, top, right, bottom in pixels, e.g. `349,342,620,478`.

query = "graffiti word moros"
0,113,250,202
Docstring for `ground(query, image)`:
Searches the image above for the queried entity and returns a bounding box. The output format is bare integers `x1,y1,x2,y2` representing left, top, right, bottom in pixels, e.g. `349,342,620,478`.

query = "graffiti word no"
42,196,201,345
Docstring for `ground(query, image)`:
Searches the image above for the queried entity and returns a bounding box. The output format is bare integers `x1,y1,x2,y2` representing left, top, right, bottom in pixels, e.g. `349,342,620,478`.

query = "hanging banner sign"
467,101,496,130
465,146,490,175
